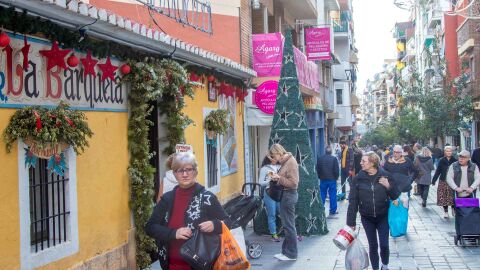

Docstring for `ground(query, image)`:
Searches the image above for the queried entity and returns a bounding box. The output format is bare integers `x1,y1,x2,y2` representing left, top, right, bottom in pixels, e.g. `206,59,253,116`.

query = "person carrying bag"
213,222,250,270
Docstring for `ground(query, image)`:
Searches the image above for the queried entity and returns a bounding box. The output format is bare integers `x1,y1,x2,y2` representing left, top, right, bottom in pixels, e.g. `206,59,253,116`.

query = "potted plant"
3,102,93,156
204,109,229,139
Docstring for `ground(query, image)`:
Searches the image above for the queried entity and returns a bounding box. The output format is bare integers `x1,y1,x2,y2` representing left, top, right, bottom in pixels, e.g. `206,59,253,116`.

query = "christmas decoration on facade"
254,30,328,236
39,41,72,71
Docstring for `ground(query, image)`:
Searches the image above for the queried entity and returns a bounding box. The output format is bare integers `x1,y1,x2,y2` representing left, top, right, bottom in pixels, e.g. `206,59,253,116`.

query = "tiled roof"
15,0,257,78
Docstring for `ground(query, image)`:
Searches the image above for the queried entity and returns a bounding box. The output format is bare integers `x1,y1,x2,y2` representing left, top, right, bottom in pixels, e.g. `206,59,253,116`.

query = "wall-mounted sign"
175,144,193,153
0,33,128,112
255,80,278,115
252,33,283,77
305,27,331,61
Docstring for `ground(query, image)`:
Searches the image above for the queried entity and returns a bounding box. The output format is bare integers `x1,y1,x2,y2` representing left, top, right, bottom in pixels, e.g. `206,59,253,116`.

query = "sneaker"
272,234,280,242
381,265,389,270
274,254,296,261
422,201,426,207
443,212,449,218
297,235,303,241
329,211,339,215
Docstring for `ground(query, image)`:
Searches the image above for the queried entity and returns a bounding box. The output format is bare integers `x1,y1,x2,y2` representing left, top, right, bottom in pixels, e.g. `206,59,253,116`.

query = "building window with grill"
19,141,79,269
203,108,221,193
336,89,343,105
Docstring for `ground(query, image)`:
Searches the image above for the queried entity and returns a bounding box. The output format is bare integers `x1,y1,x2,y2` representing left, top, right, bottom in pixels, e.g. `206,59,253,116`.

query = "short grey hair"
393,145,403,153
444,146,453,151
171,152,198,171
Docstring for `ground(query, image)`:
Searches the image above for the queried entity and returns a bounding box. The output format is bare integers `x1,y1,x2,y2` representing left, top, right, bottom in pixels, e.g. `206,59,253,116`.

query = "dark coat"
472,148,480,170
340,147,354,171
346,168,400,226
316,154,340,180
145,183,228,270
383,157,417,192
432,156,457,185
414,156,435,185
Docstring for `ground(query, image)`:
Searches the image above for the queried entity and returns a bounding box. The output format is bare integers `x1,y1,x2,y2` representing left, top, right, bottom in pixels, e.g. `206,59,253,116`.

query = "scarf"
342,146,348,169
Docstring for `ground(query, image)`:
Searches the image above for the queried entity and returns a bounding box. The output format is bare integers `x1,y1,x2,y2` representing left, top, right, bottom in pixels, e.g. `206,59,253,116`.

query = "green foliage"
360,121,399,147
122,57,195,269
204,109,229,135
2,102,93,154
158,60,195,155
397,38,473,140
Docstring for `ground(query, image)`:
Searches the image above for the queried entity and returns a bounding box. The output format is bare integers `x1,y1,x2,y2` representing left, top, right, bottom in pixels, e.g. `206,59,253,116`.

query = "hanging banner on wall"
305,27,331,61
252,33,320,92
252,33,283,77
254,80,278,115
219,95,238,176
0,32,128,112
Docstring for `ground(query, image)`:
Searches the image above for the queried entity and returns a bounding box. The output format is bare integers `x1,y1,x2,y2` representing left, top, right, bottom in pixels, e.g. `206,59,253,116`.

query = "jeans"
361,214,390,270
280,190,298,258
263,190,280,235
417,184,430,203
320,180,337,213
340,169,350,193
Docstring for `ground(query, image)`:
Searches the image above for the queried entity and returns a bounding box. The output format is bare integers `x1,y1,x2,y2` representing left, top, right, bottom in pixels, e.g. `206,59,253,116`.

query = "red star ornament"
236,87,248,102
21,35,30,71
98,56,118,82
81,51,98,78
39,41,71,71
218,82,227,96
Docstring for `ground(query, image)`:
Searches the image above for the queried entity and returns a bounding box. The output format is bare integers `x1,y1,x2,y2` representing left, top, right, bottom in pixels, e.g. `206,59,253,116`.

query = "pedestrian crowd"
323,140,480,270
143,140,480,270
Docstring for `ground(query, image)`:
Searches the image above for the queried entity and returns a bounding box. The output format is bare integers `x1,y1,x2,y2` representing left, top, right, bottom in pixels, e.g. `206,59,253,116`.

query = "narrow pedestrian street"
239,184,480,270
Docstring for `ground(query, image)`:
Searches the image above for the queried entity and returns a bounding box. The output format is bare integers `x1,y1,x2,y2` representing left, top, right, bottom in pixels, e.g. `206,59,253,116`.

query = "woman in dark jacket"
145,152,228,270
383,145,416,201
432,146,457,218
347,152,400,270
413,147,435,207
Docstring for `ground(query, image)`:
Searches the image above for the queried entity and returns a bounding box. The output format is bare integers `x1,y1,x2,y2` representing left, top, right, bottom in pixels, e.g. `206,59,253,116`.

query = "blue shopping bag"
388,199,408,237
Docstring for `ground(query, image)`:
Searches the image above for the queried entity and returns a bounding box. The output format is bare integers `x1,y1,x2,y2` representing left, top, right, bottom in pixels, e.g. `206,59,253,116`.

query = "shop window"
336,89,343,105
19,141,79,269
203,109,221,193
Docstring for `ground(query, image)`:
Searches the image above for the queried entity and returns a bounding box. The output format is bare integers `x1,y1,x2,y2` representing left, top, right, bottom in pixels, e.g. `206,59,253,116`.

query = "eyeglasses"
174,167,196,175
393,151,402,154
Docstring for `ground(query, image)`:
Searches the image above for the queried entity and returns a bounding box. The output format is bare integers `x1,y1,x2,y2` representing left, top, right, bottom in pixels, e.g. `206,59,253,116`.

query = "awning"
327,112,341,119
246,106,273,126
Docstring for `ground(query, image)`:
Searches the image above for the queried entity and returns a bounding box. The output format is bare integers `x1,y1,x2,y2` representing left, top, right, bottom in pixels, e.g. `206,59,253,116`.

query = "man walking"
471,143,480,169
339,140,354,194
316,146,340,215
446,150,480,198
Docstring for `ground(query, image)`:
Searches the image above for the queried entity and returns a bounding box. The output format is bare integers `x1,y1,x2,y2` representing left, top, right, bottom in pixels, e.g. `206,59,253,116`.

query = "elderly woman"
413,147,435,207
432,146,457,218
347,152,400,270
383,145,416,203
145,152,228,270
268,143,299,261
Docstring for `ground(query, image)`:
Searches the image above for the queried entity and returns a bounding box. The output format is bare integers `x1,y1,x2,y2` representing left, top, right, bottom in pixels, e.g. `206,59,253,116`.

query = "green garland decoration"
204,109,229,135
122,58,195,269
0,6,247,88
2,102,93,154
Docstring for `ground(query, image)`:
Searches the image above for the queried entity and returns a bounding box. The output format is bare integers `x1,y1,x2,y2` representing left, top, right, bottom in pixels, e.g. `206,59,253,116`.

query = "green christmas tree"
254,30,328,236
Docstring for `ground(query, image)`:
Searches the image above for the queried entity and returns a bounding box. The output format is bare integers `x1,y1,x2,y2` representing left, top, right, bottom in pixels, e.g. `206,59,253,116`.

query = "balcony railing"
333,19,349,33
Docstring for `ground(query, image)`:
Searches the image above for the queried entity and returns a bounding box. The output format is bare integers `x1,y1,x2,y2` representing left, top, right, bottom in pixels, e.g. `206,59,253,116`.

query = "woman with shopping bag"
346,152,400,270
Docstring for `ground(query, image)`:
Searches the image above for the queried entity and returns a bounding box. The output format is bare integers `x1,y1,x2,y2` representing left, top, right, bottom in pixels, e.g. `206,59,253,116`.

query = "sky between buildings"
353,0,410,93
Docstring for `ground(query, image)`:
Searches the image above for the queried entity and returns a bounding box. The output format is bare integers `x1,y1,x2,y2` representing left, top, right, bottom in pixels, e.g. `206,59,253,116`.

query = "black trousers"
417,184,430,203
361,215,390,270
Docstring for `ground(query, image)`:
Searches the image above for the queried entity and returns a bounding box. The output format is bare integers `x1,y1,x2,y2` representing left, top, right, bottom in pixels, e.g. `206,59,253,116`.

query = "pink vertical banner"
305,27,331,61
252,33,283,77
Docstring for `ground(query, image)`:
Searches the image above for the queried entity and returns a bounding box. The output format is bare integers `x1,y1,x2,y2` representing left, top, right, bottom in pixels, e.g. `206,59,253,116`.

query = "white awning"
246,106,273,126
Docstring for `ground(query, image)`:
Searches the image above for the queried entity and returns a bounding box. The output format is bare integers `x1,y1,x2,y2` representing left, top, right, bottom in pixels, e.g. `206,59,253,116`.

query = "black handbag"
267,180,284,202
180,191,221,270
180,229,221,270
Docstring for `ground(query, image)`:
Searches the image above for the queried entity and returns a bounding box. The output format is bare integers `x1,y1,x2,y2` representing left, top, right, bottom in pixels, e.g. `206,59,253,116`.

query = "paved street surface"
150,183,480,270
